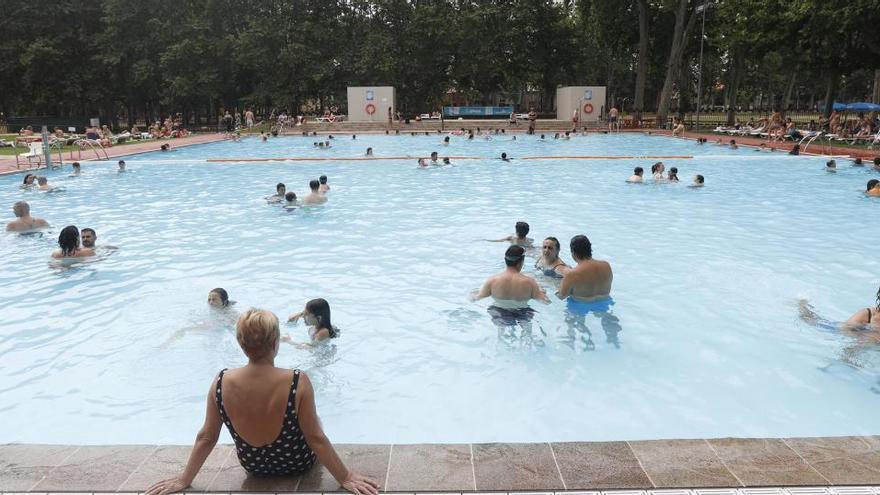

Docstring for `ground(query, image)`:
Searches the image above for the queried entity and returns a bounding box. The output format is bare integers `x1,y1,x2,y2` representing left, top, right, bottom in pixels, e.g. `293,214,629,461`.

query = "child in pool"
284,298,339,346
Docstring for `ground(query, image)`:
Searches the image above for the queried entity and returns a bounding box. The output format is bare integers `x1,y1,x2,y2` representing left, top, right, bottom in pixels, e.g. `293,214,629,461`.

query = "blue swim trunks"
566,297,614,316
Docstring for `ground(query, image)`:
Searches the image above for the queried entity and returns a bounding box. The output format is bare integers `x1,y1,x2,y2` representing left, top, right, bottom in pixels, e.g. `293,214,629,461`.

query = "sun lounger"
15,142,43,169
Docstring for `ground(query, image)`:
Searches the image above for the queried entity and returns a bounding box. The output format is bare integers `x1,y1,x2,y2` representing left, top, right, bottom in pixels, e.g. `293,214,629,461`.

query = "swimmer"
261,133,268,142
470,245,550,330
81,227,118,250
36,176,56,191
284,298,340,346
826,160,837,172
690,175,705,187
867,179,880,197
352,134,356,139
487,221,533,248
160,144,169,151
324,140,331,147
117,160,126,172
556,235,612,303
651,162,666,182
266,182,286,203
874,157,880,170
418,158,429,168
729,139,738,149
319,175,330,193
207,288,232,308
69,162,81,177
366,147,374,156
853,158,863,166
500,152,511,162
302,179,327,205
430,151,439,164
21,173,36,188
535,237,569,278
627,166,644,183
284,192,299,208
80,228,97,248
442,136,450,145
667,167,679,182
442,157,452,166
714,138,723,145
6,201,49,232
789,144,800,155
51,225,96,258
843,286,880,331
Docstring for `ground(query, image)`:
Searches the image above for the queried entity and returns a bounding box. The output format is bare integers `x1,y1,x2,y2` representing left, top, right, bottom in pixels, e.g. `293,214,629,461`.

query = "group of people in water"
626,161,704,186
265,176,330,208
5,132,880,495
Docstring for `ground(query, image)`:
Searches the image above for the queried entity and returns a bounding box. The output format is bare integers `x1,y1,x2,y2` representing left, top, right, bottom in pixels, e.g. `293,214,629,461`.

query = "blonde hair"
235,309,280,360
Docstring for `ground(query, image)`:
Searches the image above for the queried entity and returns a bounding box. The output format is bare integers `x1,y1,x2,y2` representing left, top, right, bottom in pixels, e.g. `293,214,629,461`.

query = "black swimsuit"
215,369,316,476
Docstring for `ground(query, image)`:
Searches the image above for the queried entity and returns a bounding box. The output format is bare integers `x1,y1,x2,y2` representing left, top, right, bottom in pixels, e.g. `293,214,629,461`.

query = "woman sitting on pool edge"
51,226,95,258
146,309,377,495
284,298,339,346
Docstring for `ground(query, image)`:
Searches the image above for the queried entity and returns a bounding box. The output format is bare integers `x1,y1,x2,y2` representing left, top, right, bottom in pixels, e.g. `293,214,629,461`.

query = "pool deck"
3,437,880,492
0,133,226,176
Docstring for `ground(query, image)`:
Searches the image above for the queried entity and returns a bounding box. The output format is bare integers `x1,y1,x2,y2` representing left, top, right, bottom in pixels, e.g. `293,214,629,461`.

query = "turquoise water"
1,133,878,445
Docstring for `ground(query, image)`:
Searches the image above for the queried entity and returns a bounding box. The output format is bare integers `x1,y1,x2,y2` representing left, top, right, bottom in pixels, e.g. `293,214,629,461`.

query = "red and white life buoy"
365,103,376,115
583,103,594,114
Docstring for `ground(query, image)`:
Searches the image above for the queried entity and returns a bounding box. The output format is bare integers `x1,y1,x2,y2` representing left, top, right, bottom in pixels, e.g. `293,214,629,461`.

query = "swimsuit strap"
215,368,232,426
868,308,873,324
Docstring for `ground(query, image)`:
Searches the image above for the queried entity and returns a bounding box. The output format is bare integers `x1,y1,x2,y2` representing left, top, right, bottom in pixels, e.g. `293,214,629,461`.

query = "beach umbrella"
845,102,880,112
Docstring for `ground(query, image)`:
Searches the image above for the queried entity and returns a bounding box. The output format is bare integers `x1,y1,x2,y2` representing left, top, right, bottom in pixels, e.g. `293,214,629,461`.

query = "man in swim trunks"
557,235,612,305
608,106,619,132
487,221,533,248
302,179,327,205
535,237,569,277
6,201,50,232
471,245,549,330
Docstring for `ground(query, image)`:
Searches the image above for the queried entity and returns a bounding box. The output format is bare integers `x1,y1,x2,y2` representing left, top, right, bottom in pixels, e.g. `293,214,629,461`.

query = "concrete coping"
2,437,880,492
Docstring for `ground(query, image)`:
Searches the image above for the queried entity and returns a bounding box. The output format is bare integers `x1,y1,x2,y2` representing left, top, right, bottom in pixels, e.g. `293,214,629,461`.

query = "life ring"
365,103,376,115
583,103,594,114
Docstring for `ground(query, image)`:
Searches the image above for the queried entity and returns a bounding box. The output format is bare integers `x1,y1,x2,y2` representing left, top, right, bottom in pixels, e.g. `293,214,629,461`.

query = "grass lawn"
0,136,154,157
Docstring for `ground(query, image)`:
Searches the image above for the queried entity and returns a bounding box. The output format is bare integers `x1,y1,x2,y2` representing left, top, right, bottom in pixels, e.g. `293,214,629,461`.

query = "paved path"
666,129,880,160
0,133,226,176
2,436,879,492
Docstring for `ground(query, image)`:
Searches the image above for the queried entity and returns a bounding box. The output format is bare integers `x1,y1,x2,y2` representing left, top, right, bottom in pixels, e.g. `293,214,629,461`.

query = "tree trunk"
655,0,698,127
873,69,880,104
823,71,839,118
783,70,797,110
633,0,649,122
725,50,743,126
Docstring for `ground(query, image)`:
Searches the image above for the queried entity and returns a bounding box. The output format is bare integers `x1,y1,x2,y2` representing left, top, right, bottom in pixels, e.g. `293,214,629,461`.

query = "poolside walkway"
657,130,880,160
0,133,226,176
3,436,880,492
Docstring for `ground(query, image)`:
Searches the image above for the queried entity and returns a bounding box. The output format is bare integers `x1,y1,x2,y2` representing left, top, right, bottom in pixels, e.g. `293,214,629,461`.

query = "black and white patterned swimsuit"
215,368,317,476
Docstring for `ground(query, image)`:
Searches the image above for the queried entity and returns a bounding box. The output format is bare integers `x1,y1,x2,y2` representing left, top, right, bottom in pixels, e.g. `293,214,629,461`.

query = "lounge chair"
15,142,43,169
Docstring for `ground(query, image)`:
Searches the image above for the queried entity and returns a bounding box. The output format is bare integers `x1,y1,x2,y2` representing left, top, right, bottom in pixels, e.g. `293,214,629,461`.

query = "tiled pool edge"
2,437,879,492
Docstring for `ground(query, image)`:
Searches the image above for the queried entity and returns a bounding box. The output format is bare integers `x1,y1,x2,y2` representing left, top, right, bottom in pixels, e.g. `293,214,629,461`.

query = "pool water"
1,133,878,445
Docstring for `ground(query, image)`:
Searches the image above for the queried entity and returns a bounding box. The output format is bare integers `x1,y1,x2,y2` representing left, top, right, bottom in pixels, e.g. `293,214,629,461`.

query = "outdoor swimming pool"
1,133,878,445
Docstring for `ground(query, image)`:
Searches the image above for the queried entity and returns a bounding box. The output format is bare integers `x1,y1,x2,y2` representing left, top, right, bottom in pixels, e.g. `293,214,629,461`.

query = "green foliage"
0,0,877,122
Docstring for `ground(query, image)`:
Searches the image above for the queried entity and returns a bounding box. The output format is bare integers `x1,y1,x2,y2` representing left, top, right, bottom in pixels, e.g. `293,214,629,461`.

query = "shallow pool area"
1,133,878,445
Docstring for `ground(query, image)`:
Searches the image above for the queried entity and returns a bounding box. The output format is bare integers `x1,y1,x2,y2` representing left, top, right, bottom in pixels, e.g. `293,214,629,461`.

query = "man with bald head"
6,201,49,232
